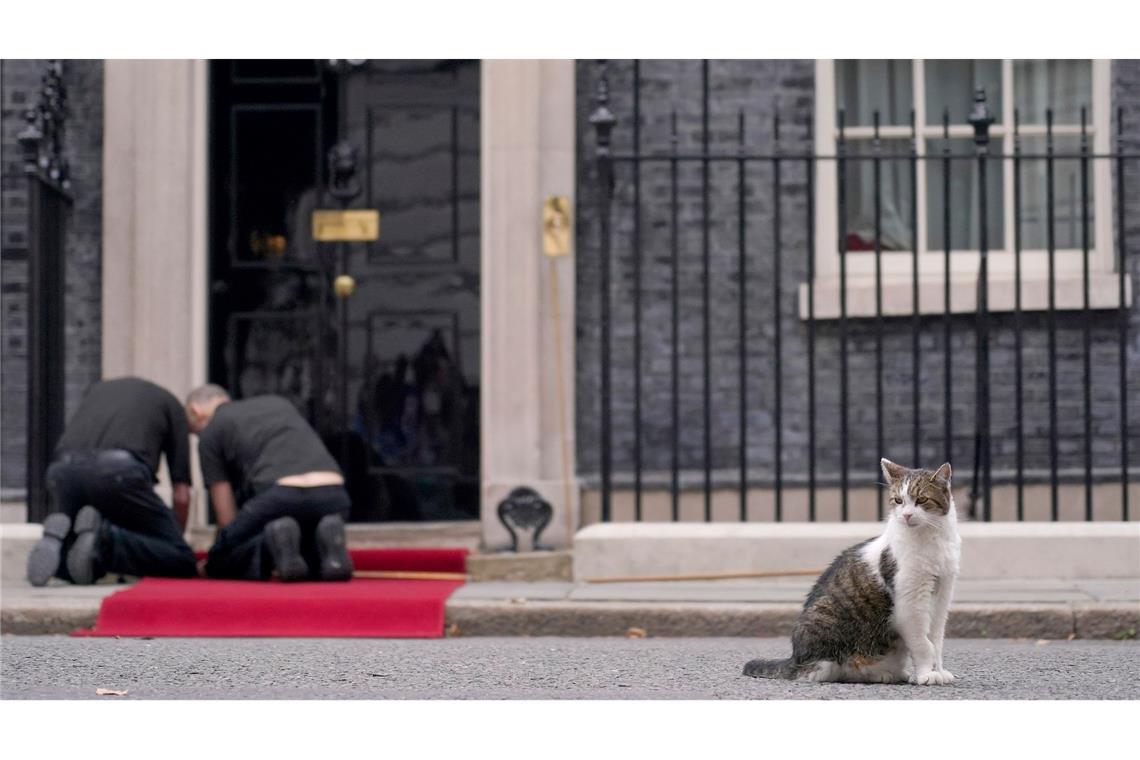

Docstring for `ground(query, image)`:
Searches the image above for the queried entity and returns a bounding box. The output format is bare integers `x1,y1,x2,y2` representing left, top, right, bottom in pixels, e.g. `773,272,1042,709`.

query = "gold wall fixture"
542,196,571,257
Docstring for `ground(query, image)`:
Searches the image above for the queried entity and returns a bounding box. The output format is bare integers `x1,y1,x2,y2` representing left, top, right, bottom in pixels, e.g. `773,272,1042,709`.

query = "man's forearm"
209,483,238,529
172,483,191,532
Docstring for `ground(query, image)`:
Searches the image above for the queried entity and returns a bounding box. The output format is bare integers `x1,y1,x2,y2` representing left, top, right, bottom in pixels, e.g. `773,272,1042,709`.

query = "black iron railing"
20,61,72,523
587,60,1136,523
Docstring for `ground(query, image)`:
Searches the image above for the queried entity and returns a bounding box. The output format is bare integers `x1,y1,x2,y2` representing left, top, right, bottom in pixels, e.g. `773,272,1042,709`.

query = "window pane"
925,60,1003,125
1017,136,1095,250
836,60,913,127
1014,60,1091,125
839,140,915,252
925,139,1004,251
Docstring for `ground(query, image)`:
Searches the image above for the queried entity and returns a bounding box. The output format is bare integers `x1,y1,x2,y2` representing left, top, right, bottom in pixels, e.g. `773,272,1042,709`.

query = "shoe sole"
26,513,72,587
316,515,354,582
66,506,104,585
73,505,102,535
264,518,309,582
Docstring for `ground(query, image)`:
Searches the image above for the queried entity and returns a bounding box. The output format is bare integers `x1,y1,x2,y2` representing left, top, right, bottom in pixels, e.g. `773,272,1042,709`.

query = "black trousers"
46,450,198,580
205,484,351,580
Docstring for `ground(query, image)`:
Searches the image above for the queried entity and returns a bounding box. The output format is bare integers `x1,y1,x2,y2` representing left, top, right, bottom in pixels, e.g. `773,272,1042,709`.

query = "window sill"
798,273,1133,320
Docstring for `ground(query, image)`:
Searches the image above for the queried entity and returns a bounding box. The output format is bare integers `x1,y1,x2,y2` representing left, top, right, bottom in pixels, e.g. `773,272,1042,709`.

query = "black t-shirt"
54,377,191,484
197,395,341,498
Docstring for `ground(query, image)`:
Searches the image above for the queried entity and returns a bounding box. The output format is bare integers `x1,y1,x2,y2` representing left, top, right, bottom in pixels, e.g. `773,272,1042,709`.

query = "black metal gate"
587,60,1136,523
19,61,71,523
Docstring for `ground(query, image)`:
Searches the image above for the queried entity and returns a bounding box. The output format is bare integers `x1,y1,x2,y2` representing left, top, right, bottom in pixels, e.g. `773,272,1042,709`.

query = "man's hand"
172,483,191,533
209,481,238,530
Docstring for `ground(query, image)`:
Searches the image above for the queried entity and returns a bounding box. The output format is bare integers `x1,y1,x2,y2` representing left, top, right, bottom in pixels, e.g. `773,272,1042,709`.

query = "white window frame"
801,59,1130,319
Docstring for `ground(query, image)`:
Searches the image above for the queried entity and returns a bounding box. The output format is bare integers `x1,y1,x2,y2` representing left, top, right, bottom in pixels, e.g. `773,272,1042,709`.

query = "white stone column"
101,60,209,518
480,60,578,549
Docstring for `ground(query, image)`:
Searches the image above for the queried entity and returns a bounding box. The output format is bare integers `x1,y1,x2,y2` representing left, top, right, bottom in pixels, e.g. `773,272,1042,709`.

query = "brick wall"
575,59,1140,490
0,60,103,493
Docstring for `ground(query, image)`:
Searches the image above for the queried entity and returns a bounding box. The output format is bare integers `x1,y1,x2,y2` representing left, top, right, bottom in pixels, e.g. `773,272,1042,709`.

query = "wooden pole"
549,256,575,545
353,570,468,582
583,568,823,584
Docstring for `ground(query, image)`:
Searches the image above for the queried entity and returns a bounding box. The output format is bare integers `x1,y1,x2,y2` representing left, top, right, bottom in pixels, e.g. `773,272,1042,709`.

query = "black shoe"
315,514,353,581
66,506,106,586
264,517,309,582
26,512,72,587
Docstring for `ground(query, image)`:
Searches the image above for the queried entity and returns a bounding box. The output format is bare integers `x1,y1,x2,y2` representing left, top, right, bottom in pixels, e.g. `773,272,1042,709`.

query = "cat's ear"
934,462,952,482
881,458,906,484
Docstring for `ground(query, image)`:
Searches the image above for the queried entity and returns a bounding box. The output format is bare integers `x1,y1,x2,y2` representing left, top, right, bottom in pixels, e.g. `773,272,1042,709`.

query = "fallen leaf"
625,627,647,638
1035,639,1050,645
510,597,527,604
95,688,128,697
446,623,462,637
1067,633,1077,641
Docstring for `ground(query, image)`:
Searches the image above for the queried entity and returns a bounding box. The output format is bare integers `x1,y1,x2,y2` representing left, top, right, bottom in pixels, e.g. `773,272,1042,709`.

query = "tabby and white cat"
743,459,961,685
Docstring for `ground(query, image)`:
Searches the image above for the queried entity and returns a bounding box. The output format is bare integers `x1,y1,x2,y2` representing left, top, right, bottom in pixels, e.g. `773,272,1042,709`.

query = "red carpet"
75,548,467,638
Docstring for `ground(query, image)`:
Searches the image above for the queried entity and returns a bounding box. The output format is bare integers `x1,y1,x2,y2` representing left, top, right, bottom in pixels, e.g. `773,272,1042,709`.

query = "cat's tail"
742,657,798,680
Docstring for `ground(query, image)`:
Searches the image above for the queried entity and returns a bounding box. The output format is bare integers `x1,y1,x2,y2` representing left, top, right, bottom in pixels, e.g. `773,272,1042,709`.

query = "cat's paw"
937,669,956,684
912,669,947,686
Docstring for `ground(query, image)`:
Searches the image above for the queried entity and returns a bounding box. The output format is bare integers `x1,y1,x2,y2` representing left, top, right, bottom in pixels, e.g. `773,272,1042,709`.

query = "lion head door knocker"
326,141,362,204
496,487,554,553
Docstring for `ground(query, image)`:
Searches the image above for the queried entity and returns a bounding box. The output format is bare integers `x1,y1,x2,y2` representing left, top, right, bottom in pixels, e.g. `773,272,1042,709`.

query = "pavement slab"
0,582,125,634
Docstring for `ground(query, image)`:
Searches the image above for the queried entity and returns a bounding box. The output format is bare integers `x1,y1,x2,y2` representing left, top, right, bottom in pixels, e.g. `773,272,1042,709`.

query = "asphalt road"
1,636,1137,699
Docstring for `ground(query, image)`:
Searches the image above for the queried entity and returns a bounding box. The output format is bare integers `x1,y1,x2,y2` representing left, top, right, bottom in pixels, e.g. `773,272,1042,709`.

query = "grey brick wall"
575,59,1140,490
1,60,103,493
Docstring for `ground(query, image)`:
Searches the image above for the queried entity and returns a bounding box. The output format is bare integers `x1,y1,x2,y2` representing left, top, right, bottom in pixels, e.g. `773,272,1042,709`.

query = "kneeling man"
185,385,353,582
27,377,198,586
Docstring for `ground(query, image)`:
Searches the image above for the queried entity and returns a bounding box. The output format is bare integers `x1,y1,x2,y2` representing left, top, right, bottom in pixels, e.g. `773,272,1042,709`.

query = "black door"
208,60,480,522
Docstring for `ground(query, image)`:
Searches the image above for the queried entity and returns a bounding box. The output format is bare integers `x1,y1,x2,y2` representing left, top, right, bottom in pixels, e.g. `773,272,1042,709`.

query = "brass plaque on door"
312,209,380,242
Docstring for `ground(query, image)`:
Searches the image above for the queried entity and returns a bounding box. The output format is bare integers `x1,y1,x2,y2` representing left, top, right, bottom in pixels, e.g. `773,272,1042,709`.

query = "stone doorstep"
443,600,1140,640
